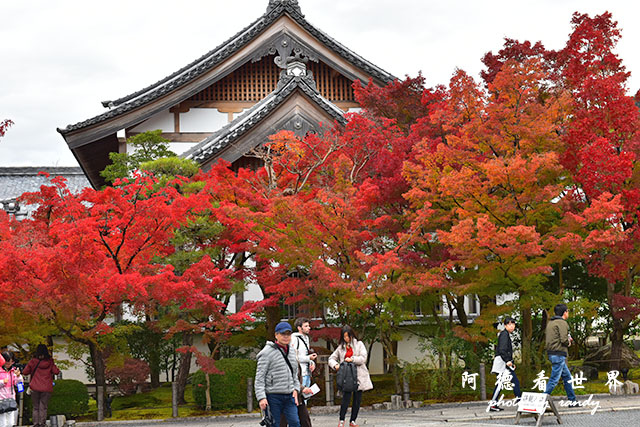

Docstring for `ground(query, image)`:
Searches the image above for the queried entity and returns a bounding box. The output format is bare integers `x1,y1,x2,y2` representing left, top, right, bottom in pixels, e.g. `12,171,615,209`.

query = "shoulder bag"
0,371,18,413
25,359,42,395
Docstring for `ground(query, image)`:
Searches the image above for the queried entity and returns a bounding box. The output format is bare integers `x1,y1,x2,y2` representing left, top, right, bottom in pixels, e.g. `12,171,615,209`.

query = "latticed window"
187,56,356,103
281,302,325,320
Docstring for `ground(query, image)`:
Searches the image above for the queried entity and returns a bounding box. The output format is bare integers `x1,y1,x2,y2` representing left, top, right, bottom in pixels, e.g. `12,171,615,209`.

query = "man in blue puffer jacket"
255,321,301,427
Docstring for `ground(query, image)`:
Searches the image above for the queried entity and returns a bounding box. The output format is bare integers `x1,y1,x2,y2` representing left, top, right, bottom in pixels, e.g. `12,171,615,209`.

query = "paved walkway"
75,393,640,426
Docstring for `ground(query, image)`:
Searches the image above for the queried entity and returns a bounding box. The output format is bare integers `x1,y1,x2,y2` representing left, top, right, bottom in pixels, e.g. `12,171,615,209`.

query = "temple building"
53,0,486,377
58,0,394,188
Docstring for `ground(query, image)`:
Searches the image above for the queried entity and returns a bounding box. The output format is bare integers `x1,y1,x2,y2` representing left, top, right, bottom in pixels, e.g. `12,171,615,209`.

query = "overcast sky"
1,0,638,167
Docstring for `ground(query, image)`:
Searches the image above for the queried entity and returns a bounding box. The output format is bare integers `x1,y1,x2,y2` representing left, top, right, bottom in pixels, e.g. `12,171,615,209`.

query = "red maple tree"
554,12,640,370
0,174,241,418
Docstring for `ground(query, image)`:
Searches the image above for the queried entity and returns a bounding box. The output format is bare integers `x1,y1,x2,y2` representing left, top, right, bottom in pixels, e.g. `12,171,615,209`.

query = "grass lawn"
76,383,249,422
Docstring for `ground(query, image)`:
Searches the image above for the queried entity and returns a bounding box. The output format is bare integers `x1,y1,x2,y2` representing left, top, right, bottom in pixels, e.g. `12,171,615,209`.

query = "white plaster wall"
180,108,228,133
52,330,449,383
53,337,90,383
397,332,426,366
368,341,385,375
53,333,225,384
130,110,174,133
228,281,264,313
347,107,362,114
167,142,199,156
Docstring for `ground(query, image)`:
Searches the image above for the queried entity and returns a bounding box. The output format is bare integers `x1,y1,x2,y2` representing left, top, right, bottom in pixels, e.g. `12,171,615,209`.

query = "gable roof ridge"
59,3,392,135
183,72,345,164
267,1,302,16
103,2,306,109
292,14,394,84
103,14,269,109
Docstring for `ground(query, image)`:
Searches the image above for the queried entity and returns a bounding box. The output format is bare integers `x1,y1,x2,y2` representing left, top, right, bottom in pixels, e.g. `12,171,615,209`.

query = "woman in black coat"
489,317,521,411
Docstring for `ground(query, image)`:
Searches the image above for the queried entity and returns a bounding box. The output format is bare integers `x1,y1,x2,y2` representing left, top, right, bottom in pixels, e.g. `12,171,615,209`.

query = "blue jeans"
267,393,300,427
302,375,311,388
544,354,576,401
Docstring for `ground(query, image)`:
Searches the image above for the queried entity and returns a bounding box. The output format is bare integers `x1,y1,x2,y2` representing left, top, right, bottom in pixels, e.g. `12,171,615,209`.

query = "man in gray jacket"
255,321,301,427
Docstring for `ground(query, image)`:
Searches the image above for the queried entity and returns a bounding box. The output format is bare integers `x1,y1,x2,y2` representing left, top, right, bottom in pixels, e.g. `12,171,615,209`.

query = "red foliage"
555,12,640,346
481,38,550,86
0,119,12,138
353,75,434,134
105,357,150,395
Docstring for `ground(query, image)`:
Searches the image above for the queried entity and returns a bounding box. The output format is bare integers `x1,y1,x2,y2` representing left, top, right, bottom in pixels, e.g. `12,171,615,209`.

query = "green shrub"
192,358,257,409
48,379,90,417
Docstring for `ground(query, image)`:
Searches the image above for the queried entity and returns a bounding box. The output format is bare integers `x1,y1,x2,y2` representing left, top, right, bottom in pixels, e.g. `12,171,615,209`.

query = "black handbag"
0,397,17,414
336,361,359,393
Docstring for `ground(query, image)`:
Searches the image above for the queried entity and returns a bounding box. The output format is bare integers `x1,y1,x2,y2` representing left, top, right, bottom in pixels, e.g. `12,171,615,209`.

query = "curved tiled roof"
183,73,347,164
58,1,393,135
0,167,90,201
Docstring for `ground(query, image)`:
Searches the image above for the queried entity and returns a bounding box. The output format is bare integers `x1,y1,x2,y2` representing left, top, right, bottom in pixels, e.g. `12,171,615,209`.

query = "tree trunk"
264,304,281,340
148,338,161,388
607,282,626,371
609,318,625,371
557,261,564,294
205,372,212,411
149,359,161,388
521,306,533,371
176,332,193,405
536,310,549,371
452,295,469,327
391,340,401,394
89,342,107,421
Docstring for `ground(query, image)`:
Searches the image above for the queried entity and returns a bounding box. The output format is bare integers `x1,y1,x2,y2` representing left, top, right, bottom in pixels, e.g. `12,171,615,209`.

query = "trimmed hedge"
192,358,257,409
25,379,90,418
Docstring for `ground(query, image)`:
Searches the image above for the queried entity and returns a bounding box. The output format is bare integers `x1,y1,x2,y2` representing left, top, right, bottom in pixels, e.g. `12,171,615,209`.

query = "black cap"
503,317,516,325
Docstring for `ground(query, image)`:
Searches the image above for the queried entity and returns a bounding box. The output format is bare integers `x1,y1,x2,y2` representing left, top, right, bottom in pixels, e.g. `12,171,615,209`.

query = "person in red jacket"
22,345,60,427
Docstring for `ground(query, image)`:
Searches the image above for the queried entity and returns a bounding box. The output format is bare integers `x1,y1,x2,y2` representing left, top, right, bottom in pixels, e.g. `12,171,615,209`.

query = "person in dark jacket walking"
544,304,578,404
255,322,301,427
489,317,521,411
22,344,60,427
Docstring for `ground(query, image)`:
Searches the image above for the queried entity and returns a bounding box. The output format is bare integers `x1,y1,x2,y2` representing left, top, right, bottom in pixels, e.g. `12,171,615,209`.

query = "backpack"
336,361,358,393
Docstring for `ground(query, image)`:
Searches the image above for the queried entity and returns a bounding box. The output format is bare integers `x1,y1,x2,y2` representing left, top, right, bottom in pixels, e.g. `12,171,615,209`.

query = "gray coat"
254,341,301,401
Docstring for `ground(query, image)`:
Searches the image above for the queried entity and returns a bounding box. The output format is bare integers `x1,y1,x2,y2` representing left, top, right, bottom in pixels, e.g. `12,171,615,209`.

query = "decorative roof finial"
267,0,302,15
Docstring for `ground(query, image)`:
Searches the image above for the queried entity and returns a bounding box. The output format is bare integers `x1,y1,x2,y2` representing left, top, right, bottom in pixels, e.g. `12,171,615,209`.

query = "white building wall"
368,341,385,375
167,142,199,156
180,108,228,133
228,281,264,313
396,332,426,366
130,110,174,133
54,332,215,384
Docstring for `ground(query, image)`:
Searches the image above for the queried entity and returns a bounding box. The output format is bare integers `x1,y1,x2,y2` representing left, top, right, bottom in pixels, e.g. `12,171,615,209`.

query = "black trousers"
490,367,521,403
339,390,363,422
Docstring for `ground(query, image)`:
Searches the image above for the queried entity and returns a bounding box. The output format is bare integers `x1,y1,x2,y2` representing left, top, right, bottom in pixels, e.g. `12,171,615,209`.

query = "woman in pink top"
0,351,23,427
